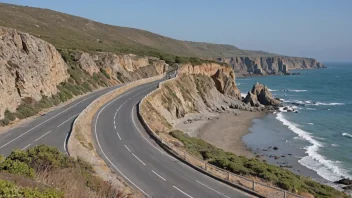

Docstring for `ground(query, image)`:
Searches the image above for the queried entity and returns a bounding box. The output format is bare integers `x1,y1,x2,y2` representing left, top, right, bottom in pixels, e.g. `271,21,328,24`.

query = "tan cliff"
142,63,243,133
0,26,69,119
218,56,326,76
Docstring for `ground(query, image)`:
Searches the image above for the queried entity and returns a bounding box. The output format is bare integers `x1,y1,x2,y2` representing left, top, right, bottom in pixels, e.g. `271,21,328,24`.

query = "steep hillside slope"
0,26,167,124
0,3,274,58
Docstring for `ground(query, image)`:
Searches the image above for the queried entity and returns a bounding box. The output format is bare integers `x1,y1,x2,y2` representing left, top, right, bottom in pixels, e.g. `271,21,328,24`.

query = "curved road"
94,79,251,198
0,84,123,156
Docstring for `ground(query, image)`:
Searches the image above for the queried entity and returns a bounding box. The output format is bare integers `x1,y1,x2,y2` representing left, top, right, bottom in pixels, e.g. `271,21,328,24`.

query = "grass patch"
170,130,347,198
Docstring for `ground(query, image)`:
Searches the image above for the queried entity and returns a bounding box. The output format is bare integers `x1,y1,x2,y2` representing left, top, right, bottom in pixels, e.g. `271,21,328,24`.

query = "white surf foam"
308,102,345,106
241,93,247,98
288,89,308,92
268,89,277,92
276,112,352,181
342,133,352,139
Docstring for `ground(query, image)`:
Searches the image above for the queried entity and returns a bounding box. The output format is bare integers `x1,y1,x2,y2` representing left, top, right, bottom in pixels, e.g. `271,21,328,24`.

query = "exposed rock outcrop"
218,56,326,76
178,63,241,99
244,82,281,107
142,63,244,133
0,26,69,119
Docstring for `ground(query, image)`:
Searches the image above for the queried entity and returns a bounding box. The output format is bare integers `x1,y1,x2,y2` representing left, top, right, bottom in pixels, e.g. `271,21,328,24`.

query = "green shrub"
170,130,346,198
116,72,124,83
100,68,110,79
82,82,92,92
16,104,38,118
0,179,63,198
0,158,35,177
35,96,53,110
0,118,10,126
4,109,16,121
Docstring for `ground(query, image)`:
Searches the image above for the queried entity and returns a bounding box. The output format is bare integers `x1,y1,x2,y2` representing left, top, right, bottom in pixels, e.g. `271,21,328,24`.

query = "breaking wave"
342,133,352,139
276,112,352,181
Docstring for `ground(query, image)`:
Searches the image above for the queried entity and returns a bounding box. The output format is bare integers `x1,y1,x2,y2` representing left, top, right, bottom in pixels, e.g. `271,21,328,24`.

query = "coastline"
174,109,265,159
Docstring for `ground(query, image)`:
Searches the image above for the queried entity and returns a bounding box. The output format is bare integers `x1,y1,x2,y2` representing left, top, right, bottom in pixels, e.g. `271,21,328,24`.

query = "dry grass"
0,3,276,58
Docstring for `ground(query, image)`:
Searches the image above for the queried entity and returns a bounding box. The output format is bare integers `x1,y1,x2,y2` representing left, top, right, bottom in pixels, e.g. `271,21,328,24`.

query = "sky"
2,0,351,62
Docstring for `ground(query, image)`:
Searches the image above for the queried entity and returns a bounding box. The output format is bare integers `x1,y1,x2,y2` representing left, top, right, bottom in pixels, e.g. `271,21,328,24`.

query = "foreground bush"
170,130,347,198
0,145,122,198
0,179,63,198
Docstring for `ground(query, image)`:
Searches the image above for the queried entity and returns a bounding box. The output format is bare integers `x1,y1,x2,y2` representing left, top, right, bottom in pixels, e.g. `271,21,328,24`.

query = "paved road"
94,79,251,198
0,84,123,156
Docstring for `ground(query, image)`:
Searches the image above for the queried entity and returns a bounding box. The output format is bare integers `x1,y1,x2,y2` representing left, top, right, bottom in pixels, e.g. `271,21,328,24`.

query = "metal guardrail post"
252,181,255,191
204,163,207,171
228,171,230,181
284,191,287,198
183,151,186,161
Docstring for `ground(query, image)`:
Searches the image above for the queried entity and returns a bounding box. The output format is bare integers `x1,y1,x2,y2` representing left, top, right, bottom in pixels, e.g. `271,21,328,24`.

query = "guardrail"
137,77,304,198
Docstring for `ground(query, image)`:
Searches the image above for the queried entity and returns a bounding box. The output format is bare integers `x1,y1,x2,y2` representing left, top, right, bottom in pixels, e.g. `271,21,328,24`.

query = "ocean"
237,63,352,183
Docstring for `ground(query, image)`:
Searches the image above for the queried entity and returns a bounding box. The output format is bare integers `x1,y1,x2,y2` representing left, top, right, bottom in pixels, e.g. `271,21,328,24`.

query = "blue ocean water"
237,63,352,182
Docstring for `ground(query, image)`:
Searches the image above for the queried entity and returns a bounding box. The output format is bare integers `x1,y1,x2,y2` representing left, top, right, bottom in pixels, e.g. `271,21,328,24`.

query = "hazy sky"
2,0,351,61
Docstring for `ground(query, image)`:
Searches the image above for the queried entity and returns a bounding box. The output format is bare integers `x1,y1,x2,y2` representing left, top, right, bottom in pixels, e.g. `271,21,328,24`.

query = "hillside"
0,3,276,58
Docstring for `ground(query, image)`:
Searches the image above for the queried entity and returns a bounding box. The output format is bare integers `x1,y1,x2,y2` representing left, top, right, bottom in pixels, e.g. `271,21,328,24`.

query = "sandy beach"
174,109,265,158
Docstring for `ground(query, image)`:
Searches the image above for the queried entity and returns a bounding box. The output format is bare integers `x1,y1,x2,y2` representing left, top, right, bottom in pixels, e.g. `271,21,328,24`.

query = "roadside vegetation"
0,145,122,198
0,49,111,127
170,130,347,198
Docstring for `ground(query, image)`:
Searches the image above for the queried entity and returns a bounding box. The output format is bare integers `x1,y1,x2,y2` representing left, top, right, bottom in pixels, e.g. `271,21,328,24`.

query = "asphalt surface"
0,75,251,197
0,84,123,156
94,79,251,198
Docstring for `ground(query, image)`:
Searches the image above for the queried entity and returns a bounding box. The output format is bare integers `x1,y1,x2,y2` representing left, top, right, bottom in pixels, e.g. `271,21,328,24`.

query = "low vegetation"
170,130,347,198
0,145,122,198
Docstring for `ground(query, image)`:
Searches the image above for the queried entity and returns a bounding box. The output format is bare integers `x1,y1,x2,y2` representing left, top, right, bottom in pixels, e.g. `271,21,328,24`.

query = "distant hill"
0,3,276,58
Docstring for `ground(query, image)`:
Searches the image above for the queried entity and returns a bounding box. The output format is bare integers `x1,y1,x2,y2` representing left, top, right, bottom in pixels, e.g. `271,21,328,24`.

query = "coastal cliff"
141,63,244,133
0,26,168,123
0,26,69,119
218,56,326,76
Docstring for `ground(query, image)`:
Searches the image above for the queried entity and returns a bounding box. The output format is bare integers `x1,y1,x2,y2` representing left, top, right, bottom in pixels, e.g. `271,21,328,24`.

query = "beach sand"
197,111,265,158
174,109,265,158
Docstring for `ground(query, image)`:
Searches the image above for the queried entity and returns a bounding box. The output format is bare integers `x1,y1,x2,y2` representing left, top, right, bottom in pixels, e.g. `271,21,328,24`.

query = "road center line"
124,145,131,152
173,186,193,198
151,170,166,181
0,94,95,150
196,181,230,198
132,153,146,166
57,114,79,127
22,144,31,150
34,130,51,142
94,89,150,197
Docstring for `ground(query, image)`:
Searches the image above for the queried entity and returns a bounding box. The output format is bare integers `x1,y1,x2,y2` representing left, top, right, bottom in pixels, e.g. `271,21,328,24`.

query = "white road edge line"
34,130,51,142
124,145,131,152
132,153,146,166
173,186,193,198
196,180,230,198
57,114,79,128
151,170,166,181
22,144,31,150
0,94,95,150
131,106,167,155
116,132,122,140
94,90,150,198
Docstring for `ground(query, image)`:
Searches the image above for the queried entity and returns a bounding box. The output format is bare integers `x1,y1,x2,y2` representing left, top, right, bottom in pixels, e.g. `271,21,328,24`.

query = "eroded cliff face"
142,63,242,133
218,56,326,76
77,52,168,83
0,27,69,119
